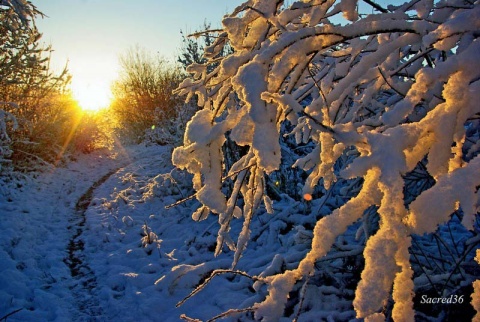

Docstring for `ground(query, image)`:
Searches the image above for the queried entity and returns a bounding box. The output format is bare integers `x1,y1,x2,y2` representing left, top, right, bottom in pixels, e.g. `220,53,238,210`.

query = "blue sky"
34,0,400,109
35,0,244,108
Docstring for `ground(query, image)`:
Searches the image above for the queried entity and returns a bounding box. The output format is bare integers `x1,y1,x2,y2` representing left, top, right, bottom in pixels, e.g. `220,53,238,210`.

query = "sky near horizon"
35,0,244,110
34,0,399,110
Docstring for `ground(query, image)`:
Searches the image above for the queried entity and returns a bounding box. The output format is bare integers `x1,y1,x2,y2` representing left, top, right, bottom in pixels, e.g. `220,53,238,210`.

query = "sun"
71,79,112,112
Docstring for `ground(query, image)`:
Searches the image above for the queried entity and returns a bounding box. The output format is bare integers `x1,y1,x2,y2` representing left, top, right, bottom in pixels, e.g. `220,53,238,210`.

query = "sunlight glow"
72,79,112,112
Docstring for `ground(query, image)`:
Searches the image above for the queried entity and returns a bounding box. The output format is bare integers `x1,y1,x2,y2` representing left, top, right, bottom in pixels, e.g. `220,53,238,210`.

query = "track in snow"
64,168,122,321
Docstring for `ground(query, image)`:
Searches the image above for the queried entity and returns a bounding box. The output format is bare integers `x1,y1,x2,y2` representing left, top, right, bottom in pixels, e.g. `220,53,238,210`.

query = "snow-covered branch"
173,0,480,320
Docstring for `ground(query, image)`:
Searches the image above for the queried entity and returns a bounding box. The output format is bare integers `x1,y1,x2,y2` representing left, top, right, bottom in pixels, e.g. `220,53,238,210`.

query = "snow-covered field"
1,143,478,321
0,145,156,321
0,144,303,321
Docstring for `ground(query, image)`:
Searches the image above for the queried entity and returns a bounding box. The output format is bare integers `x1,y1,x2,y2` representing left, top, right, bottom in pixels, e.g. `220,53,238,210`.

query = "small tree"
177,26,210,70
173,0,480,320
177,21,233,74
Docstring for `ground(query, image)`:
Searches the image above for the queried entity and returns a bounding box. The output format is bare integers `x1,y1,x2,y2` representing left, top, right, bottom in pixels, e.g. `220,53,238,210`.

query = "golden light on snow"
303,193,312,201
71,79,112,112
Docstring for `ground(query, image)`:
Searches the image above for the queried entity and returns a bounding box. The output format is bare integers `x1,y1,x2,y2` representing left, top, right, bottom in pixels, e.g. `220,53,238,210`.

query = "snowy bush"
111,47,185,143
70,110,112,154
0,0,38,172
144,102,197,147
0,106,17,172
1,1,94,171
173,0,480,320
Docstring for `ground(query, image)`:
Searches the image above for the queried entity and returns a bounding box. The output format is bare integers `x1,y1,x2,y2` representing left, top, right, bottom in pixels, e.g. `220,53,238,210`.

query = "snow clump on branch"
173,0,480,320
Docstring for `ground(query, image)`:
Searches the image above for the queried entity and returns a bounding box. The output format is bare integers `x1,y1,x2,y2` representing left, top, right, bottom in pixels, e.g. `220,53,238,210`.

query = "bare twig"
307,63,328,106
165,193,197,209
378,67,407,97
441,239,480,294
165,165,254,210
14,149,54,168
293,276,310,322
1,308,23,321
180,314,202,322
245,6,267,18
433,233,457,262
447,221,460,257
176,269,265,308
412,238,436,271
188,29,224,38
302,111,335,134
224,164,255,181
207,307,256,322
411,249,441,296
316,246,364,262
362,0,388,13
390,48,434,76
315,181,337,217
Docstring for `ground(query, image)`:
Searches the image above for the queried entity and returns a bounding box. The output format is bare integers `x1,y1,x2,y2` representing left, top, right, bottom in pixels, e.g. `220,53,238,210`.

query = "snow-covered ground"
1,143,478,321
0,144,297,321
0,144,184,321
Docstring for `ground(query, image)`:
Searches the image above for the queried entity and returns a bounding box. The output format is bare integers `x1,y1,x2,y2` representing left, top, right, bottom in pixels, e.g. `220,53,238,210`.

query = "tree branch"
378,67,407,97
176,269,265,308
207,307,256,322
362,0,388,13
0,308,23,322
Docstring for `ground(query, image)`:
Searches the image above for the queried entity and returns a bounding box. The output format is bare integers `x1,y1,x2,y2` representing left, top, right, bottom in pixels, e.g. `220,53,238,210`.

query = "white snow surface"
0,144,314,321
0,146,159,321
0,143,478,321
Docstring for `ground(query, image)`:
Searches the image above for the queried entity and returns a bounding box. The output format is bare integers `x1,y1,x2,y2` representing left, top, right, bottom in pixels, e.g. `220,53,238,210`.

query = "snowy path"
0,146,160,321
65,168,123,321
4,143,292,321
2,145,478,321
